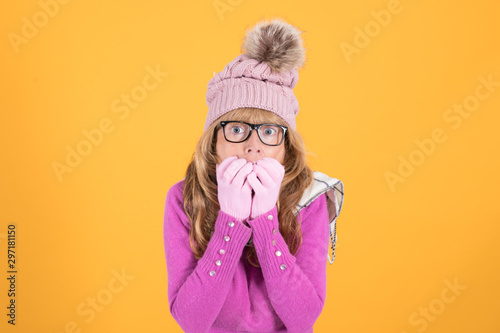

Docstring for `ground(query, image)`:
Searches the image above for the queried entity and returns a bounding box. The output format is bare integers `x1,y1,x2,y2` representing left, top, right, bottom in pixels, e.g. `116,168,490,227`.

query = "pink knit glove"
246,157,285,219
216,156,253,221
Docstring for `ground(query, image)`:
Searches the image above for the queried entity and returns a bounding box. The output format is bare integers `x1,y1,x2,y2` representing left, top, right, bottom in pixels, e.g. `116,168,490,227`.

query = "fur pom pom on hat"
204,18,306,131
241,18,306,73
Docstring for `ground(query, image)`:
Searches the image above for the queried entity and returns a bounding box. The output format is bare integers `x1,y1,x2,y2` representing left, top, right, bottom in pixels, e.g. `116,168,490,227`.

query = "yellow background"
1,0,499,332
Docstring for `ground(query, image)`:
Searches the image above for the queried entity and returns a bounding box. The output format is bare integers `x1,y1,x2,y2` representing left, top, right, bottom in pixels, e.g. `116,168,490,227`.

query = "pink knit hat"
204,18,306,131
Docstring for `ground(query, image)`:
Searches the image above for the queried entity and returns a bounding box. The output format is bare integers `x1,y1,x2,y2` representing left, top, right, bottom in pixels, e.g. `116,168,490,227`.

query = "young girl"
163,18,344,333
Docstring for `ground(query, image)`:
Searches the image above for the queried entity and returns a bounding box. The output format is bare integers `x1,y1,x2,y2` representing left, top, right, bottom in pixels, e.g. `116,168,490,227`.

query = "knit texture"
163,179,330,333
204,53,300,131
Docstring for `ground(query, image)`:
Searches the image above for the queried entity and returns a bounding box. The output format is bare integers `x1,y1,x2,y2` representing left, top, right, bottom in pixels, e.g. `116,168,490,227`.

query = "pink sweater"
163,179,330,333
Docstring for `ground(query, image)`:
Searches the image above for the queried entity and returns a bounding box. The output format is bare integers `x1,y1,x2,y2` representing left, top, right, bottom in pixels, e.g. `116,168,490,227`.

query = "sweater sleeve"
246,193,330,333
163,183,253,333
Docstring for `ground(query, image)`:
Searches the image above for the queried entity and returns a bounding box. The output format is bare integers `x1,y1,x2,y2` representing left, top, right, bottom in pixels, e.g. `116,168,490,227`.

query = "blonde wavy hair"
182,107,314,268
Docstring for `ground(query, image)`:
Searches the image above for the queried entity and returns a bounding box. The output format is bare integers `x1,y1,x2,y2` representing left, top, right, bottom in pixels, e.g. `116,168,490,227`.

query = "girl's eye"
263,128,276,136
231,126,244,134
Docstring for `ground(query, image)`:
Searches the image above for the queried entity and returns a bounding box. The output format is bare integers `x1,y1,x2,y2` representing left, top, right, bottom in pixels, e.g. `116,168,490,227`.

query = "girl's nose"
244,131,262,157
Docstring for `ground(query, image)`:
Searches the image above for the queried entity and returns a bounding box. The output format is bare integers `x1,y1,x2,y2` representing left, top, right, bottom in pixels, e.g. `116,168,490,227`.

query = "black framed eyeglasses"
219,121,288,146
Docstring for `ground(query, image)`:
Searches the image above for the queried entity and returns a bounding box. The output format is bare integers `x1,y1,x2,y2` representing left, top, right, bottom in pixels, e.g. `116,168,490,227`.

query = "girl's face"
215,125,285,164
